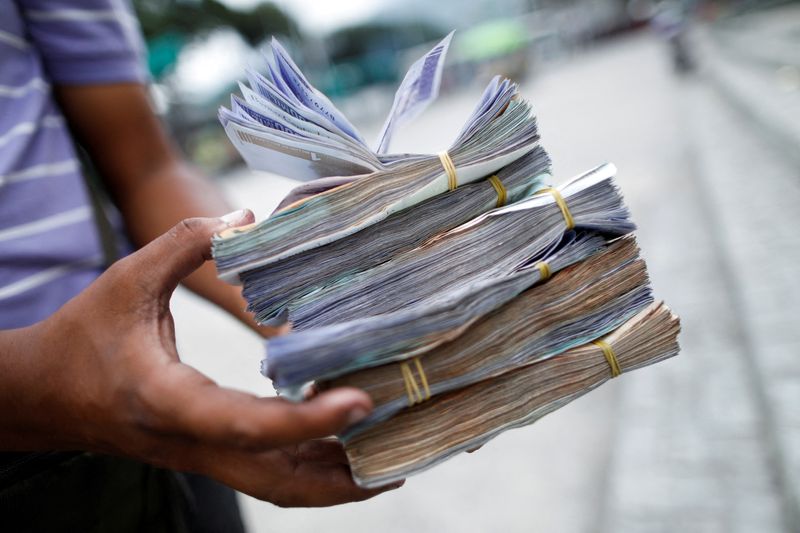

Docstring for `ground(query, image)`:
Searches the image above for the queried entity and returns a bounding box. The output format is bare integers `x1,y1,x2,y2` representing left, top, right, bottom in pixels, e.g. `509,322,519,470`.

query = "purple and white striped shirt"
0,0,146,329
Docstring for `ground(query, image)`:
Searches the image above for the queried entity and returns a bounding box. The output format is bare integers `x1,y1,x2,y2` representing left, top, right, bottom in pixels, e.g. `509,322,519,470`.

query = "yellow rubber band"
535,261,551,281
537,187,575,230
487,175,507,208
593,339,622,377
438,151,459,191
400,362,420,406
413,357,431,401
400,357,430,406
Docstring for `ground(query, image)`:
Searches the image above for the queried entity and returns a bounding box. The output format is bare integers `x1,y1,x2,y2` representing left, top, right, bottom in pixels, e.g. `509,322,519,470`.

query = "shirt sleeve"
19,0,148,84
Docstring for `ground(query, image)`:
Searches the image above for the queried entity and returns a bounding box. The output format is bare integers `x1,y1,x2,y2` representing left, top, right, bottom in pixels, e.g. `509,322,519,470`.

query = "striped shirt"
0,0,146,329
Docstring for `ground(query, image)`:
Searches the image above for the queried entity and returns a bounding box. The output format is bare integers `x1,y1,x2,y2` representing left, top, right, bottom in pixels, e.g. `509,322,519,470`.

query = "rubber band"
537,187,575,230
593,339,622,377
438,151,459,191
535,261,551,281
400,357,431,406
487,175,507,208
413,358,431,401
400,363,420,406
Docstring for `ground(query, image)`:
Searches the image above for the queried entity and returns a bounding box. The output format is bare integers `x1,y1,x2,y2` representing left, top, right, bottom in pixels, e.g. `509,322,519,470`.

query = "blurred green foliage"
327,21,443,62
132,0,298,46
319,20,444,95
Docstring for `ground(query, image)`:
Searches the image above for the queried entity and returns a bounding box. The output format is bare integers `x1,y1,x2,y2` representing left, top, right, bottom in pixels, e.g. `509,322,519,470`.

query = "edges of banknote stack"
322,234,652,436
343,302,681,488
239,148,553,325
211,31,681,490
212,67,540,282
263,164,635,387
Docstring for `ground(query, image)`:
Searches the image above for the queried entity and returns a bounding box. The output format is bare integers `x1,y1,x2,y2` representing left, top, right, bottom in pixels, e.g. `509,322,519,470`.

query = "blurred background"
147,0,800,531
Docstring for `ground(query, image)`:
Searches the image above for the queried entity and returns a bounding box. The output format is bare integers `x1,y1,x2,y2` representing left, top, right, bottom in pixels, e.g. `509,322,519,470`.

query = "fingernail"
346,406,369,426
378,480,405,491
220,209,248,225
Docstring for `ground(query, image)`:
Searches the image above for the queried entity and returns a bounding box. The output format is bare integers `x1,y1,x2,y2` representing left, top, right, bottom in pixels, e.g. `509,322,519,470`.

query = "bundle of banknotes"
213,35,680,488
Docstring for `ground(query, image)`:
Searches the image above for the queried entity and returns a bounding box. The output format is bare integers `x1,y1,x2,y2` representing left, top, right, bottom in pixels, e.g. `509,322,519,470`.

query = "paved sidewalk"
598,14,800,530
699,4,800,166
599,79,799,533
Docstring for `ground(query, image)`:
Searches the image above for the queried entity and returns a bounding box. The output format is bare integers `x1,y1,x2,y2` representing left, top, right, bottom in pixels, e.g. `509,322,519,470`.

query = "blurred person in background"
0,0,399,531
651,0,695,72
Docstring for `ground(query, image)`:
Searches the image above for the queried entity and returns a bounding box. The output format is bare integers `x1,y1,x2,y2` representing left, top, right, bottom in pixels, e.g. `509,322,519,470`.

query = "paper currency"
220,34,460,180
213,32,681,489
214,75,538,278
342,303,680,488
259,163,633,331
375,32,454,154
319,236,652,435
235,147,552,324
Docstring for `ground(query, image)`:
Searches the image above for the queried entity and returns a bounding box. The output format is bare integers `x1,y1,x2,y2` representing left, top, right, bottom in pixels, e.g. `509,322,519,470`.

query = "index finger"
138,362,372,449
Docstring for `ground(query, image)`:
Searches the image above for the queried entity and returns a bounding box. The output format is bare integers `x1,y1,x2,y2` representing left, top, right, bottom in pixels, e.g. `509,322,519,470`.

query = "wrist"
0,320,68,451
0,311,116,454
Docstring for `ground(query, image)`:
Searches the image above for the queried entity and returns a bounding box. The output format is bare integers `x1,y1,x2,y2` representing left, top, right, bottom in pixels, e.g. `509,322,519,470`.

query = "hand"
0,210,401,506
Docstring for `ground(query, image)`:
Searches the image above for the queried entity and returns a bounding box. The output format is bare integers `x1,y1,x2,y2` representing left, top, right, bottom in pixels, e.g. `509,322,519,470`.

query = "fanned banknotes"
214,83,539,279
220,33,455,179
213,35,541,280
214,34,680,488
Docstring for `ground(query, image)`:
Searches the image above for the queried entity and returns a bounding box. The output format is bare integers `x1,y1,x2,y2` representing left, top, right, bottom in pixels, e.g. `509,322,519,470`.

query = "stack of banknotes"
213,35,681,488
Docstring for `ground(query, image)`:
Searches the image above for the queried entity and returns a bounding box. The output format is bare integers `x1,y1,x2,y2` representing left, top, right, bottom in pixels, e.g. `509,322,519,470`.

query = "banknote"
213,76,538,278
321,236,653,434
375,32,454,153
342,303,681,488
259,163,633,330
212,32,681,490
220,34,458,179
233,148,552,323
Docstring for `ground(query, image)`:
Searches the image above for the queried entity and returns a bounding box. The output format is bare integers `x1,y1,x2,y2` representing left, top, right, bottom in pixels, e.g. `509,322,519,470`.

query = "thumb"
130,209,254,296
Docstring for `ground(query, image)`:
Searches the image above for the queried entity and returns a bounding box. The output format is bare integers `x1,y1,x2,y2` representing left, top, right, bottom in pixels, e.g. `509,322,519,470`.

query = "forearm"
113,160,246,320
115,164,285,336
0,327,39,449
0,321,85,451
54,83,270,335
